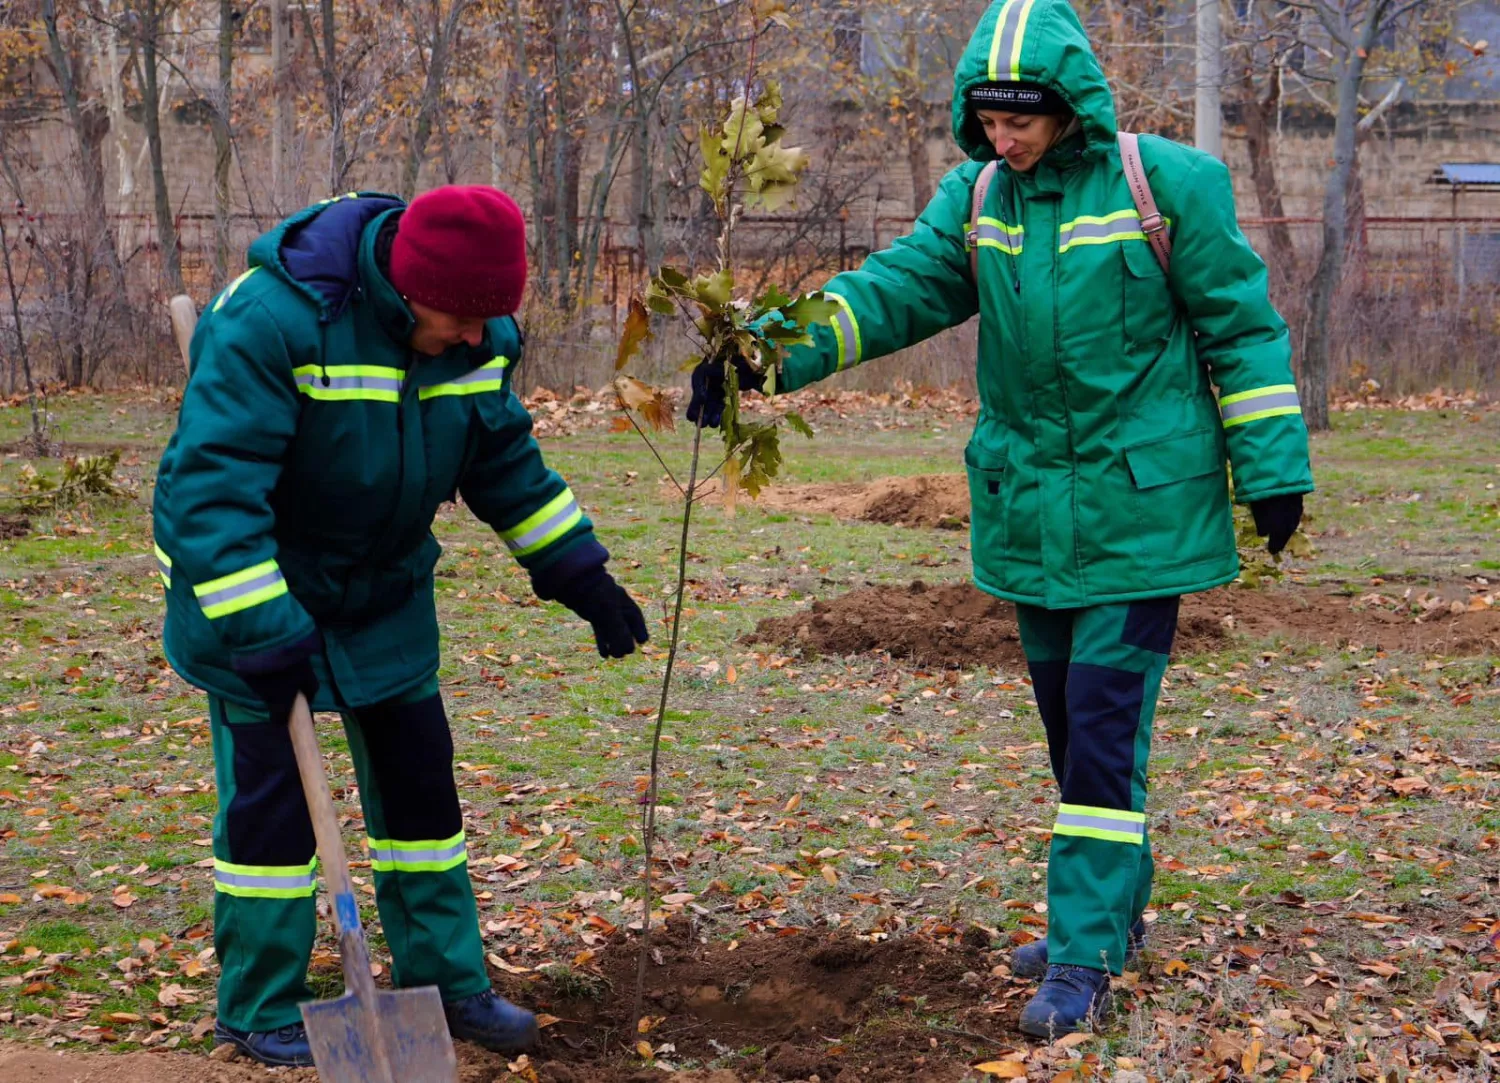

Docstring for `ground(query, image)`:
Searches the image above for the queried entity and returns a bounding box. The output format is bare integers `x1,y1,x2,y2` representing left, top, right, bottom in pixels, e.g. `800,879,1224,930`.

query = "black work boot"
1018,964,1112,1039
1012,917,1146,980
213,1021,315,1067
444,988,539,1052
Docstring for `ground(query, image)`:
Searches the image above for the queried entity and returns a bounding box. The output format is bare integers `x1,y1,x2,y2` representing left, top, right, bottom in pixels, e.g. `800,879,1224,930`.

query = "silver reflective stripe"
370,839,467,865
157,556,171,583
294,374,404,394
214,869,314,891
991,0,1028,80
196,568,284,611
832,306,858,370
504,499,580,553
1058,216,1141,248
1055,811,1144,839
1221,391,1301,421
976,223,1024,250
448,365,505,387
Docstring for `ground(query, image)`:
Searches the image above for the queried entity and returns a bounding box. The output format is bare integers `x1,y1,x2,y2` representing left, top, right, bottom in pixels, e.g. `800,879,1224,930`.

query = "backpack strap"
967,160,1002,281
1117,131,1171,273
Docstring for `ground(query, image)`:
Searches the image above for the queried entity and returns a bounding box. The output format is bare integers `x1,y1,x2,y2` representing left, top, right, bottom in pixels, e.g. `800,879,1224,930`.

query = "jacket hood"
951,0,1117,162
246,193,407,323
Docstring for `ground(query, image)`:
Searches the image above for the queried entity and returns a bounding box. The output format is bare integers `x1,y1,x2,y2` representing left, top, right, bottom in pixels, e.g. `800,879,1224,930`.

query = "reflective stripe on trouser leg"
1034,598,1177,975
209,696,318,1032
342,689,488,1001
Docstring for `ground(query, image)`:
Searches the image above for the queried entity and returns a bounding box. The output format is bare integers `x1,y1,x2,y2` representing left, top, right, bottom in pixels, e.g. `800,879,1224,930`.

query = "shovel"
288,691,460,1083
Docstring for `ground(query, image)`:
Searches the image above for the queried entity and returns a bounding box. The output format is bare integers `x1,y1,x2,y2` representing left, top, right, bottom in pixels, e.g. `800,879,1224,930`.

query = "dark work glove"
686,354,766,429
552,566,649,658
232,633,320,723
1250,493,1304,556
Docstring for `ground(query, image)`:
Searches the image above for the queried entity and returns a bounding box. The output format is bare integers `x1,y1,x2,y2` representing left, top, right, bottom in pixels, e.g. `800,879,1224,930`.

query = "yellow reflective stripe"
193,559,288,619
213,857,317,898
1058,209,1140,233
1223,405,1302,429
1053,803,1145,845
154,544,172,588
978,216,1023,235
501,490,583,557
292,364,405,403
827,292,862,372
211,267,260,312
367,831,467,873
1218,383,1298,408
419,357,512,400
1009,0,1038,80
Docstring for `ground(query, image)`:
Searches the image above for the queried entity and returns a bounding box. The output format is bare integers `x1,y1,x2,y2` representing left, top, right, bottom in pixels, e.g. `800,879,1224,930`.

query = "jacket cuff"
529,536,609,601
231,630,322,675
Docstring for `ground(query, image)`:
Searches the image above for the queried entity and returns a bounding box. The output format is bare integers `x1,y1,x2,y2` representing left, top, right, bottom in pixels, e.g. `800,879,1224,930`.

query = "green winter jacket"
780,0,1313,609
153,193,604,709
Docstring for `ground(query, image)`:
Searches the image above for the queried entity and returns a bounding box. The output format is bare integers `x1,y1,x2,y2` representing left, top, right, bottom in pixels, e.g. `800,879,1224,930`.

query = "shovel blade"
301,984,458,1083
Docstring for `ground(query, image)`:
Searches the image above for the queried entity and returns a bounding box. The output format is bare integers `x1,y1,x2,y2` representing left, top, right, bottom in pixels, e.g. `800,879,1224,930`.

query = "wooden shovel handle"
287,692,378,1002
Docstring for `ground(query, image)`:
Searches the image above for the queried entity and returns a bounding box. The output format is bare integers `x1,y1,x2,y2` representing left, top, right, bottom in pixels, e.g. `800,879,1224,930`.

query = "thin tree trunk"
1242,64,1295,288
270,0,292,210
400,0,471,199
136,0,184,294
1302,5,1384,434
0,213,45,451
319,0,348,190
550,0,577,311
211,0,236,290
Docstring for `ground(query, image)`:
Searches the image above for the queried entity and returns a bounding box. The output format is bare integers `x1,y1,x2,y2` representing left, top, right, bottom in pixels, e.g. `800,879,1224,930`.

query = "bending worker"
153,185,647,1066
690,0,1312,1038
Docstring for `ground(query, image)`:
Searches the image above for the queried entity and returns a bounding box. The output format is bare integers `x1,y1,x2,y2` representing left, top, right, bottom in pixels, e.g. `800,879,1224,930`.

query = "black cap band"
967,81,1069,116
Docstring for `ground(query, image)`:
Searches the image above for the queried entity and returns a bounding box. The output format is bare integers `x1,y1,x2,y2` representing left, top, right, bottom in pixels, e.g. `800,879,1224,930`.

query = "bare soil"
0,926,1008,1083
745,580,1500,667
689,475,971,530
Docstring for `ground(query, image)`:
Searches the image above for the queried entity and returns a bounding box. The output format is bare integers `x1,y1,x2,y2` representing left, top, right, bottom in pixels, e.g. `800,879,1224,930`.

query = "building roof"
1430,163,1500,187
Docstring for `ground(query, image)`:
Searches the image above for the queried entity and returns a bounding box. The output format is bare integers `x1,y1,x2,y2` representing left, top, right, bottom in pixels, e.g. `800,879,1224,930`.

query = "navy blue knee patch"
227,723,316,865
1060,664,1145,810
1027,660,1071,784
1121,597,1180,656
354,694,462,842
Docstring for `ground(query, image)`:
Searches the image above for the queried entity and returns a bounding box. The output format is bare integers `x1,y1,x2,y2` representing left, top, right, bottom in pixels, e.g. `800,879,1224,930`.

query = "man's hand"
1250,493,1304,556
238,658,319,723
686,354,766,429
552,567,649,658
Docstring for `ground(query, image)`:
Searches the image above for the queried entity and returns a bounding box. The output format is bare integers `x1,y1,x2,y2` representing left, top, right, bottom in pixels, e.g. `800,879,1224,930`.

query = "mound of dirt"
745,581,1500,667
0,514,30,539
691,475,971,530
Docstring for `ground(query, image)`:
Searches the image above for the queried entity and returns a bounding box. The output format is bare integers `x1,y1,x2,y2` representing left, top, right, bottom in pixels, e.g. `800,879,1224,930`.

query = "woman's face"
976,109,1069,172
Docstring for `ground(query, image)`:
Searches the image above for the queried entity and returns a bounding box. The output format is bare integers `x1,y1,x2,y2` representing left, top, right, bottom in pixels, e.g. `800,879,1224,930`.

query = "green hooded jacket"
779,0,1313,608
152,193,604,709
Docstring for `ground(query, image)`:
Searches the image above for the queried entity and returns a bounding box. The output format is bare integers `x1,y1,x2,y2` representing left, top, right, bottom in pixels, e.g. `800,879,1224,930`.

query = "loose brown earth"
746,580,1500,668
0,926,1009,1083
688,475,971,530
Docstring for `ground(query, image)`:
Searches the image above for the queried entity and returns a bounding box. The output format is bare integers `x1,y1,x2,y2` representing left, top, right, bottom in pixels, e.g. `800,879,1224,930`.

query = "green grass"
0,394,1497,1073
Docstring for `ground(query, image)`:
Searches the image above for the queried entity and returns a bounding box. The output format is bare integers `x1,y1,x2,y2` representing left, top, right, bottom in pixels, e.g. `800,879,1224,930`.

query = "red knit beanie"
389,185,528,317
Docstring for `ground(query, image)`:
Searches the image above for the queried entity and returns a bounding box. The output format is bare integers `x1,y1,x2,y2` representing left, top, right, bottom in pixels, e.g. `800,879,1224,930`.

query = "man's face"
408,299,489,357
977,109,1068,173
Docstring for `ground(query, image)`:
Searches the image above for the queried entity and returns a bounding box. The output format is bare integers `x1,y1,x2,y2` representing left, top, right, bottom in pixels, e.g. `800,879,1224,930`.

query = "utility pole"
1195,0,1222,158
270,0,292,210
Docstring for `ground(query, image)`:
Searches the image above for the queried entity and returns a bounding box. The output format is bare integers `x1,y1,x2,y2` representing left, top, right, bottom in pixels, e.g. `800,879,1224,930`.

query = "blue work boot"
1011,918,1146,980
444,988,539,1051
213,1021,315,1067
1018,964,1112,1039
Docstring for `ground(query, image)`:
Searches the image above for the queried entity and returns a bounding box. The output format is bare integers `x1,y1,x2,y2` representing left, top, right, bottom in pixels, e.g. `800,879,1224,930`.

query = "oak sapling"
611,10,838,1036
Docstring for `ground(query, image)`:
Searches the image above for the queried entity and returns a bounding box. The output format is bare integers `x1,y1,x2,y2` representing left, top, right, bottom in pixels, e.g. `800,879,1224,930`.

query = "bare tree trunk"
1241,65,1296,288
0,212,46,451
40,0,126,291
1302,5,1385,434
211,0,236,290
1195,0,1222,157
550,0,577,311
270,0,292,210
400,0,472,199
319,0,348,190
136,0,184,294
903,36,932,214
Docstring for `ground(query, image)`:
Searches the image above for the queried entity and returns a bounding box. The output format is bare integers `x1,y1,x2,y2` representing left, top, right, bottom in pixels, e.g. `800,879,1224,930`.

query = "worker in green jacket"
153,186,648,1066
690,0,1312,1038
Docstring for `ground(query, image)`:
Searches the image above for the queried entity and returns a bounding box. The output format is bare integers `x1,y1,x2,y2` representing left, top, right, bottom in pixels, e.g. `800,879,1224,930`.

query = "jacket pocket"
1123,428,1235,571
964,441,1009,563
1121,240,1173,350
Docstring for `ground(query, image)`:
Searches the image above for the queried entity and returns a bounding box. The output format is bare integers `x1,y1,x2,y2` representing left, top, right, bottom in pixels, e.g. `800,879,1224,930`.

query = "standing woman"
690,0,1312,1037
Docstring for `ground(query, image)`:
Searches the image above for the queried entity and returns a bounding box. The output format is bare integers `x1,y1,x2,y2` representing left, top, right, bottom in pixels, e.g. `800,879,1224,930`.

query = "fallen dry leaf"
784,793,802,813
821,865,838,886
973,1062,1027,1079
636,1039,654,1061
0,894,20,905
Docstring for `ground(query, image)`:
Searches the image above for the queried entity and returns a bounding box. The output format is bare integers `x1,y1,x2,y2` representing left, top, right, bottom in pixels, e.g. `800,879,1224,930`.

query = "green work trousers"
1015,597,1178,975
209,679,489,1032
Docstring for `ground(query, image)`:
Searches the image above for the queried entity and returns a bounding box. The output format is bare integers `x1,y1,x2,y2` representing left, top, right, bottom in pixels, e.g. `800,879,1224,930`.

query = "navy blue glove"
549,566,649,658
1250,493,1304,556
686,354,766,429
232,633,320,723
